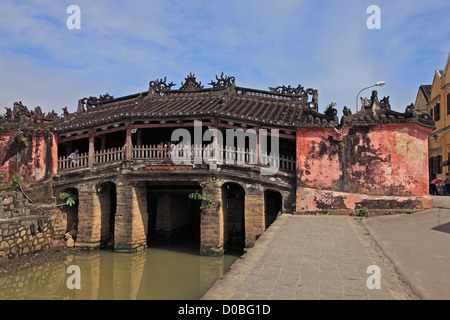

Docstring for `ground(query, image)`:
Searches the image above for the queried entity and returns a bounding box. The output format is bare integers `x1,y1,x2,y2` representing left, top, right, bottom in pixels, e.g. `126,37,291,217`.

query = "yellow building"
428,51,450,182
414,84,431,114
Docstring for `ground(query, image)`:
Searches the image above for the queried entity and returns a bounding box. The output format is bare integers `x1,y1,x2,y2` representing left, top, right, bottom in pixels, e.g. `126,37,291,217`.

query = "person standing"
68,149,79,165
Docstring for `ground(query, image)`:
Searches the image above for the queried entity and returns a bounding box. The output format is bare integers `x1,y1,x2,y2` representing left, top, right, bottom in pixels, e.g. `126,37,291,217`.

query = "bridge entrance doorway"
146,182,202,251
222,182,245,254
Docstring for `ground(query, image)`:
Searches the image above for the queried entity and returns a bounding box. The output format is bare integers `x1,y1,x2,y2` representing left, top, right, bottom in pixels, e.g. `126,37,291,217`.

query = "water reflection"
0,247,238,300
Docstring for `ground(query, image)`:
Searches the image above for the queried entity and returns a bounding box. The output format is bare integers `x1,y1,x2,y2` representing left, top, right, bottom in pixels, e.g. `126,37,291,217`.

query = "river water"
0,246,239,300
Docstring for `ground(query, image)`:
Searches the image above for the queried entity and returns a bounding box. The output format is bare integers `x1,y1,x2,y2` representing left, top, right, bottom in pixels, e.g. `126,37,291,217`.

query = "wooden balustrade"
57,152,89,171
94,147,124,164
57,144,296,172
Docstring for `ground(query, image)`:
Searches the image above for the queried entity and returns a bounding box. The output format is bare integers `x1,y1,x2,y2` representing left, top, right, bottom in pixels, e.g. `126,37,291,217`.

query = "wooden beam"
218,122,296,140
93,126,126,137
131,122,214,129
58,133,90,143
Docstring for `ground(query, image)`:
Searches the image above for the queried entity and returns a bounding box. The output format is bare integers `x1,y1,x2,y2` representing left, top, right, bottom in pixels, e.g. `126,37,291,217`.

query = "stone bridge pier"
54,169,294,256
61,179,148,253
199,178,287,256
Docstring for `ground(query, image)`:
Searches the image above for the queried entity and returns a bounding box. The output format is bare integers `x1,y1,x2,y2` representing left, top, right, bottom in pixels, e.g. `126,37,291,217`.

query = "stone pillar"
114,181,148,253
244,184,265,248
200,181,224,256
75,183,102,249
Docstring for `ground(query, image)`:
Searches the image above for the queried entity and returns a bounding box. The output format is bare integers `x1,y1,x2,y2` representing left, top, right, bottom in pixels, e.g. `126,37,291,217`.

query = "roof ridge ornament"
342,90,435,128
268,85,318,106
269,84,304,96
180,72,204,91
149,76,176,94
208,72,236,89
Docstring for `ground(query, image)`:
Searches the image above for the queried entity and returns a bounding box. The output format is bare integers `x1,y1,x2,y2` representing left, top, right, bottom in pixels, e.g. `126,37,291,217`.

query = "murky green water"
0,246,239,300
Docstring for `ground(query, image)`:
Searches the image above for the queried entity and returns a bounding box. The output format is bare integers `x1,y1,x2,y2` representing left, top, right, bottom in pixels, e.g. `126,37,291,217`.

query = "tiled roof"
51,75,340,133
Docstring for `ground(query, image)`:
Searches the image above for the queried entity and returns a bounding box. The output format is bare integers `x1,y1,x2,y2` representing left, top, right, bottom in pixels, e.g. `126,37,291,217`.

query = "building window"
447,94,450,115
430,107,433,118
431,155,443,174
434,103,440,121
438,155,443,174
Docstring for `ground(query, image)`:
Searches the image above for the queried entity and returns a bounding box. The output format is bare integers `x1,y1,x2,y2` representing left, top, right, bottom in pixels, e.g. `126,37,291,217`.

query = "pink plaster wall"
296,122,433,212
296,127,342,190
0,131,57,187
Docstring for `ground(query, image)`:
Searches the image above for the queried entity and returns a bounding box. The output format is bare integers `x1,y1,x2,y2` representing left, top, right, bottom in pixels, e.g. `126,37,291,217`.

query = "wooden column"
88,128,95,167
256,123,261,165
125,119,132,161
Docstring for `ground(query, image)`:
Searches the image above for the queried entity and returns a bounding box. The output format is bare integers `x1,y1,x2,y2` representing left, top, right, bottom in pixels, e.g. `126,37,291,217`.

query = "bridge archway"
146,182,202,250
264,190,282,229
95,181,117,248
221,182,246,253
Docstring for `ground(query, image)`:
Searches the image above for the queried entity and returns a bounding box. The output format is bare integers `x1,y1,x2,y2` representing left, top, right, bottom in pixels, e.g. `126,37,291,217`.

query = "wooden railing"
94,147,124,165
57,144,296,172
132,145,171,160
57,152,89,171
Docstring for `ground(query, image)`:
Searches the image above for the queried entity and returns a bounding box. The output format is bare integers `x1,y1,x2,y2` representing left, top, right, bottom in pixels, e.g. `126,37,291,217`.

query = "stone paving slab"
362,196,450,300
202,214,417,300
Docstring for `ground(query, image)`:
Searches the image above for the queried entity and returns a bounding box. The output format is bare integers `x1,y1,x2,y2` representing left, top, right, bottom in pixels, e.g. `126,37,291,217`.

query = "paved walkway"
203,215,416,300
363,196,450,300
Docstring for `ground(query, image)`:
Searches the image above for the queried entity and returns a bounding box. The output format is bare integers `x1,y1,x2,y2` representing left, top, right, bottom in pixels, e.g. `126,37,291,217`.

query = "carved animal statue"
343,106,352,116
62,106,70,117
380,96,391,109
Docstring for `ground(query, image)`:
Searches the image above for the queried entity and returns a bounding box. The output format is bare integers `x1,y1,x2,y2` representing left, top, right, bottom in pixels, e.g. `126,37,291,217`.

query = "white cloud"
0,0,449,117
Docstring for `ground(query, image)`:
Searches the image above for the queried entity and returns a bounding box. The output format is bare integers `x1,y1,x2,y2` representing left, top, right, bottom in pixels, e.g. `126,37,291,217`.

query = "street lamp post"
355,81,386,112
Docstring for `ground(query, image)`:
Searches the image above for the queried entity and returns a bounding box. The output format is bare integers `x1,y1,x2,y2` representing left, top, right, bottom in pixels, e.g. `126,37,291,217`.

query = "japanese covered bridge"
0,73,436,254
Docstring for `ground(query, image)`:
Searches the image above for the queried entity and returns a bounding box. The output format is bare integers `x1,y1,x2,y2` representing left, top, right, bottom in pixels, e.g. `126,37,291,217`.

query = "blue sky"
0,0,449,116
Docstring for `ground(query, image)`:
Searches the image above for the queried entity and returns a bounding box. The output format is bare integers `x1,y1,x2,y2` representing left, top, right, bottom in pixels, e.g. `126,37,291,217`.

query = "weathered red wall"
342,123,431,196
0,131,57,187
296,127,342,190
0,131,17,186
296,123,433,212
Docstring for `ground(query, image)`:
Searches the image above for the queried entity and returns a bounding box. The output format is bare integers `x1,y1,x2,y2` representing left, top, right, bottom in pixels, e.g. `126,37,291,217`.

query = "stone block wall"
0,191,30,219
0,191,62,258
